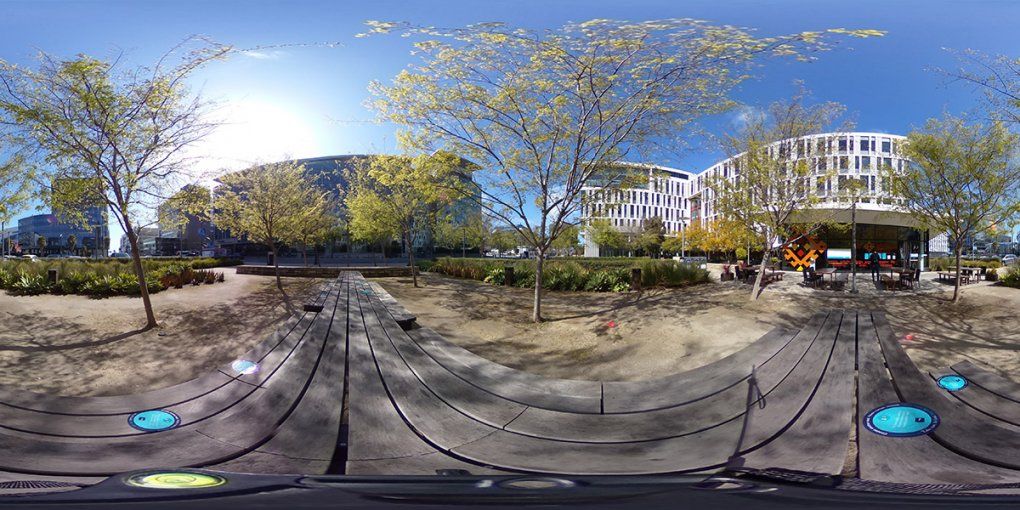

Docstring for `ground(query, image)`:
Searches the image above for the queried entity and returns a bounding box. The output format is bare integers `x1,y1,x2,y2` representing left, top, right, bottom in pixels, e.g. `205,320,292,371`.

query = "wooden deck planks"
952,360,1020,405
737,311,856,474
602,326,799,414
873,312,1020,470
0,278,345,476
503,314,824,443
858,312,1020,484
406,327,603,413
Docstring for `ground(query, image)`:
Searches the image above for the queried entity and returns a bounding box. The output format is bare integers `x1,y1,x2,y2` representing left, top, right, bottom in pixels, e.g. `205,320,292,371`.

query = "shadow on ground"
376,272,1020,382
0,277,324,396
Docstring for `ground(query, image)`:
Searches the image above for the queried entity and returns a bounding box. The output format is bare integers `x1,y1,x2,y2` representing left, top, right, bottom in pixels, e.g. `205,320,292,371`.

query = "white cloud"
730,105,765,130
240,49,287,60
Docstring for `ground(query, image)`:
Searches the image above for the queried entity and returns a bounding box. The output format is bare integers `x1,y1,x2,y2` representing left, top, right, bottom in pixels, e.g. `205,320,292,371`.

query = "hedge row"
929,257,1003,271
0,258,234,297
422,257,710,292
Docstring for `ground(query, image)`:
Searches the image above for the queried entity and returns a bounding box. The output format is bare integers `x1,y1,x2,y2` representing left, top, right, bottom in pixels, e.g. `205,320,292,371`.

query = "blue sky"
3,0,1019,245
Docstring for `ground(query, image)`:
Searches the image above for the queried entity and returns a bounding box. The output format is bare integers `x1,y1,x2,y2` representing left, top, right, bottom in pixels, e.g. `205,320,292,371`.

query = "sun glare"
196,99,321,172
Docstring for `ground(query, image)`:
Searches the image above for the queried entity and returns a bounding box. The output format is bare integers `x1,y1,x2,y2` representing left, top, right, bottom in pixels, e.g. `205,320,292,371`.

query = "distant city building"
142,236,181,257
928,232,950,256
17,206,109,256
119,227,159,255
208,154,481,257
158,185,214,255
1,226,18,255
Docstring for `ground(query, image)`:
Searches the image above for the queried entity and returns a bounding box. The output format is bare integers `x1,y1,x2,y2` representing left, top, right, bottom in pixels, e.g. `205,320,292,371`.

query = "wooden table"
814,267,838,288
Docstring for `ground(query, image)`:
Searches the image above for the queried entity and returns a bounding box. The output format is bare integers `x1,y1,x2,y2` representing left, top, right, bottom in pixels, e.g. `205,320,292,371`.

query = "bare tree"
889,116,1020,303
935,50,1020,124
708,93,847,300
365,19,882,321
0,38,230,329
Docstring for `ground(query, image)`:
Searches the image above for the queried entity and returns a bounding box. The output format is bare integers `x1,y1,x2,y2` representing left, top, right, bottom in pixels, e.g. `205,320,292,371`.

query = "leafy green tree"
0,149,33,257
214,160,332,290
489,229,519,253
638,217,665,257
551,224,580,255
434,213,486,257
661,232,684,256
708,93,846,300
888,116,1020,303
364,18,881,321
0,39,229,329
36,235,46,255
585,218,626,255
66,234,77,256
346,153,464,287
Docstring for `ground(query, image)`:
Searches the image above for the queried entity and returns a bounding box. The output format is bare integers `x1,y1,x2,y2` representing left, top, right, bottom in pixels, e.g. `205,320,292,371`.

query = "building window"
860,139,871,152
881,139,891,153
838,138,848,152
861,156,870,170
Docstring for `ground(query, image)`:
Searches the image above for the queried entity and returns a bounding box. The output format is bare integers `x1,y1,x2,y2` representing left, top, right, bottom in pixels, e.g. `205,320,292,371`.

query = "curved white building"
582,132,933,268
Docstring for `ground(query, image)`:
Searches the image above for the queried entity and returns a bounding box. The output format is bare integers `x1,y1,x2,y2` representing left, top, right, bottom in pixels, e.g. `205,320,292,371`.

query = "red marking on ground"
607,321,617,328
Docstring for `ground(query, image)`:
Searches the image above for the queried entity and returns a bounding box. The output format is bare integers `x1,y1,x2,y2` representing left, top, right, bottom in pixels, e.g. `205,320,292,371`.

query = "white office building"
580,163,694,257
581,132,937,269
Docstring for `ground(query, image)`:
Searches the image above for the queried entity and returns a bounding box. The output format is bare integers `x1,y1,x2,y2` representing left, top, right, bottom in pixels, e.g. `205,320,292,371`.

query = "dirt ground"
2,265,1016,396
375,270,1020,382
0,268,325,396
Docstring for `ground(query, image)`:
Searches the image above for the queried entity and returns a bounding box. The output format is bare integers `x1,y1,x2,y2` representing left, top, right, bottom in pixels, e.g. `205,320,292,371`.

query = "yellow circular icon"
127,472,226,489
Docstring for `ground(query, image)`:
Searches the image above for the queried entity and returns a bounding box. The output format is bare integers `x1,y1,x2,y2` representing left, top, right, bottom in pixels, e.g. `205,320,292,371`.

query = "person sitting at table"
869,252,881,282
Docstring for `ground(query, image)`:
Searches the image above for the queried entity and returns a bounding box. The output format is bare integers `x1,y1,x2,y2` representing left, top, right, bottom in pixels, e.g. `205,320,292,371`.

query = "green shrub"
428,257,708,293
986,268,998,281
0,258,227,297
9,273,50,295
1001,266,1020,288
582,268,631,292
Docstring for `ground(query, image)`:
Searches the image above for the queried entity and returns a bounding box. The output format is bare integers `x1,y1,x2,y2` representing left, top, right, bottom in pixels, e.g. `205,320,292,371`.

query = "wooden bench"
856,312,1020,483
345,284,852,475
0,277,348,476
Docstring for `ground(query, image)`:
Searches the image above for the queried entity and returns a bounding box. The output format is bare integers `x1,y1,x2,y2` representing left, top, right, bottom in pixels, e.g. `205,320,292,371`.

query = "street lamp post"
850,198,858,294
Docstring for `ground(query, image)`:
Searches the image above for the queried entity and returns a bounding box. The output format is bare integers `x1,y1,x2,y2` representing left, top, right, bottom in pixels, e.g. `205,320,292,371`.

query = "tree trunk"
749,246,769,302
532,250,545,322
302,245,307,267
406,232,418,288
124,223,158,330
271,243,283,291
952,246,962,303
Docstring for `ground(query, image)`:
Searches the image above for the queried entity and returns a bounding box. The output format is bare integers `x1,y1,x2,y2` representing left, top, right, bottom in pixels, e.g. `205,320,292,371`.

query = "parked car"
20,254,38,262
1003,254,1017,266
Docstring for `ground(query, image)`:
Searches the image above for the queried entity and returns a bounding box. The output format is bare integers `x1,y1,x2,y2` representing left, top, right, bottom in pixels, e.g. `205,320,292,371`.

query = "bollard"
47,268,59,285
267,251,274,266
504,266,515,286
630,267,642,291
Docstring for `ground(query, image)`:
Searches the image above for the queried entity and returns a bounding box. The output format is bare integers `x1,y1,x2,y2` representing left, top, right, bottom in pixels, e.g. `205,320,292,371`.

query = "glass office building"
17,206,110,255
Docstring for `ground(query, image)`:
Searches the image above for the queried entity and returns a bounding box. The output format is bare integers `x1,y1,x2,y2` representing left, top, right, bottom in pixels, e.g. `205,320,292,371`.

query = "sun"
195,98,321,172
